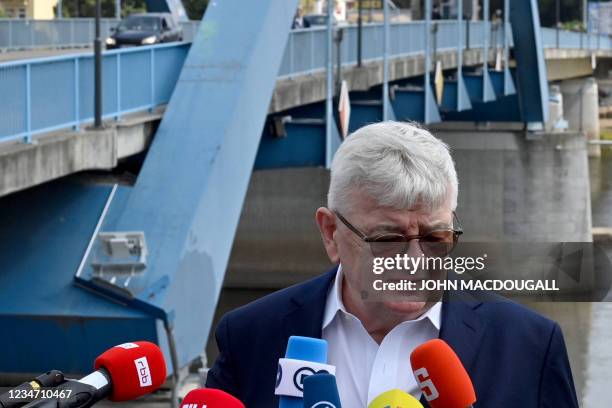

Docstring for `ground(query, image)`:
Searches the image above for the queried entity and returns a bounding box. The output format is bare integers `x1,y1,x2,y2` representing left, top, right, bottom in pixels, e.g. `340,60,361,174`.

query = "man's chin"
382,299,428,315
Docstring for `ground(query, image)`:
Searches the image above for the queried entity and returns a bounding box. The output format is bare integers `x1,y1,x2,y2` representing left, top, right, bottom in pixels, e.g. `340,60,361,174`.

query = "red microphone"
94,341,167,401
410,339,476,408
180,388,245,408
22,341,166,407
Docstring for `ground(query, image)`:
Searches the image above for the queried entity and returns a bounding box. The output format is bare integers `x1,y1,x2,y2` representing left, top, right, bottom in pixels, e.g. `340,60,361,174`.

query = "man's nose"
406,240,424,258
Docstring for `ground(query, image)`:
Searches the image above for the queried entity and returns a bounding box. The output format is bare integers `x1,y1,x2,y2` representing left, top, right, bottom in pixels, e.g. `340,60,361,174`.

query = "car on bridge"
106,13,183,49
303,14,328,27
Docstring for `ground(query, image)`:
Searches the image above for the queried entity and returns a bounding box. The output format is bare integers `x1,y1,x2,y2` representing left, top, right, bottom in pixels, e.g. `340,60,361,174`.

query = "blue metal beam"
325,0,336,168
509,0,549,124
75,0,300,374
383,0,391,121
424,0,441,124
481,0,496,102
503,0,516,96
455,0,472,111
0,181,157,375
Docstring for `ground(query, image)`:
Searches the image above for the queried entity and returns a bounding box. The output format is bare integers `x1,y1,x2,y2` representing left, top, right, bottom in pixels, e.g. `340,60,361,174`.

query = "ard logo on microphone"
134,356,152,387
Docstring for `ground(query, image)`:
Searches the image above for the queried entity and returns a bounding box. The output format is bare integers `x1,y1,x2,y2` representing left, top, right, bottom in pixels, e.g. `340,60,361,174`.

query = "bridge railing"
0,42,189,143
0,18,201,51
1,20,612,144
1,17,611,54
540,27,612,50
278,20,499,79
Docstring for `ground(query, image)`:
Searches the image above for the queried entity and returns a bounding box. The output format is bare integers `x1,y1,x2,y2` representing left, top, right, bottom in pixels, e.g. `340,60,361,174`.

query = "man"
291,7,304,29
206,121,578,407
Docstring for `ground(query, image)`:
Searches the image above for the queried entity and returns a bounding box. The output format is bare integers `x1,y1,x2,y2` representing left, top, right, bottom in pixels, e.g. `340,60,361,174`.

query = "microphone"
22,341,166,407
302,373,342,408
0,371,65,408
275,336,336,408
180,388,245,408
410,339,476,408
367,389,424,408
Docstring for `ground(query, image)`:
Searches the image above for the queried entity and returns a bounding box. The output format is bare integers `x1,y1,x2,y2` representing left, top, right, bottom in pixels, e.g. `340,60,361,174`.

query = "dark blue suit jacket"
206,267,579,407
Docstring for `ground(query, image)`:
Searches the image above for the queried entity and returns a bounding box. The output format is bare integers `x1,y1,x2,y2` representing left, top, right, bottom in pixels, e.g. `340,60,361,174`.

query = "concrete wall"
0,111,160,198
270,48,493,114
559,77,601,157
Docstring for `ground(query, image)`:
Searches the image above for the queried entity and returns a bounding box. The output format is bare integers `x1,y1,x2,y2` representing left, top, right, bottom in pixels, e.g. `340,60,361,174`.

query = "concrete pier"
559,77,601,157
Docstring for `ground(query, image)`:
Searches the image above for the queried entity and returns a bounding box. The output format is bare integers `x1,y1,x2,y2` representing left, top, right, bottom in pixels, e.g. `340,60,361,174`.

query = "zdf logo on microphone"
134,356,152,387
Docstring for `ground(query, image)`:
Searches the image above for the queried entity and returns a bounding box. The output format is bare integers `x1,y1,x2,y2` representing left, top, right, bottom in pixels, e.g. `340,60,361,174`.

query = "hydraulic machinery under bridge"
0,0,609,381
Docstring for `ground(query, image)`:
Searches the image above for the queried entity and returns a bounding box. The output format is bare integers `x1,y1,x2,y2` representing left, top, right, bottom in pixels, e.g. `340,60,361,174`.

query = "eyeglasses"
334,210,463,258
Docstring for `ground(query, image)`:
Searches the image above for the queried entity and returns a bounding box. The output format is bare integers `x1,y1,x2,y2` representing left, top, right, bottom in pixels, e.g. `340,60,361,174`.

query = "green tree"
182,0,208,20
55,0,161,18
538,0,582,28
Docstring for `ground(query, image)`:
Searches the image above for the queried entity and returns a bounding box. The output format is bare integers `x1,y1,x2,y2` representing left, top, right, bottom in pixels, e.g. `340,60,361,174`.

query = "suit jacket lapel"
281,267,338,344
420,290,486,407
439,292,486,372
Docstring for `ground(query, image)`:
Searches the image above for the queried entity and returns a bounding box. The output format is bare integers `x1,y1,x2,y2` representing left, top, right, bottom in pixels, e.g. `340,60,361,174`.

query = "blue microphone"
275,336,335,408
303,373,342,408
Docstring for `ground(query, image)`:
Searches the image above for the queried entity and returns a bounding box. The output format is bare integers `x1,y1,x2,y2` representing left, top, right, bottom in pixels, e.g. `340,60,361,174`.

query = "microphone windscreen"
410,339,476,408
94,341,166,401
279,336,329,408
367,389,424,408
284,336,328,361
303,373,342,408
181,388,245,408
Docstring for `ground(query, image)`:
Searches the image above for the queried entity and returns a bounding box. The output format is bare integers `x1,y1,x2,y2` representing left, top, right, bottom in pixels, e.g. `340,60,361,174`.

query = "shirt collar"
322,264,442,331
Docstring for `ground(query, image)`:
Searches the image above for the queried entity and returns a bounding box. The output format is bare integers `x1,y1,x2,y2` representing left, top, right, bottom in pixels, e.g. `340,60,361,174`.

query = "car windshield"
306,15,327,25
117,16,160,32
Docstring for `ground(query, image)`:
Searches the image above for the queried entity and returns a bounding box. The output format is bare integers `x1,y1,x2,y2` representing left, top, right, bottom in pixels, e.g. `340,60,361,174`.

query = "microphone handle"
22,369,112,408
0,371,65,408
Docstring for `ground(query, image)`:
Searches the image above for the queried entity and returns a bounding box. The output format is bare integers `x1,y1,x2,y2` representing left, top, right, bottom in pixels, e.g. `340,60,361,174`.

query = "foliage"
538,0,583,28
183,0,208,20
53,0,207,19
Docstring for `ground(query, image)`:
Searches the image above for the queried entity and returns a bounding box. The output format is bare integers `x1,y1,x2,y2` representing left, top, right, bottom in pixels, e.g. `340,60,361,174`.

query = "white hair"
328,121,458,213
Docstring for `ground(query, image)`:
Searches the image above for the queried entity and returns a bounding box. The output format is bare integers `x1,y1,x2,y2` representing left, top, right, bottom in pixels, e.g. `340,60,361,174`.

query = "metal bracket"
270,115,292,138
91,231,148,283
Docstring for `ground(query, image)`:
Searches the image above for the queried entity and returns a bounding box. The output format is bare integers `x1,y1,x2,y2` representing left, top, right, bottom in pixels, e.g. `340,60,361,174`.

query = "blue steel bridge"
0,0,610,383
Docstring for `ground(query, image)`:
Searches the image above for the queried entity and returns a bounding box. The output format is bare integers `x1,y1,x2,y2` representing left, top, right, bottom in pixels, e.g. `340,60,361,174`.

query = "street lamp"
357,0,363,67
94,0,102,128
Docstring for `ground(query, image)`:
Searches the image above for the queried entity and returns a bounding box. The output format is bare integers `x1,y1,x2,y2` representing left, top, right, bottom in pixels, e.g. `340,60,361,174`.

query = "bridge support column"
559,77,601,157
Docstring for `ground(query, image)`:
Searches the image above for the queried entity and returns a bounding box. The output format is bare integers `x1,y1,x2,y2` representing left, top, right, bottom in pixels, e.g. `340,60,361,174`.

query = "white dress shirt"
322,265,442,407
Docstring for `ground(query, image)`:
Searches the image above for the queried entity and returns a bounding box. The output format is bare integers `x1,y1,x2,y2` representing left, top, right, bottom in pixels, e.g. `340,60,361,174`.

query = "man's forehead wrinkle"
355,209,432,231
346,202,452,234
343,188,452,226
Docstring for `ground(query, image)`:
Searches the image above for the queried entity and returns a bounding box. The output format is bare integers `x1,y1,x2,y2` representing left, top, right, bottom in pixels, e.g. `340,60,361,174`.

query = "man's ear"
315,207,340,264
